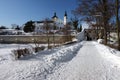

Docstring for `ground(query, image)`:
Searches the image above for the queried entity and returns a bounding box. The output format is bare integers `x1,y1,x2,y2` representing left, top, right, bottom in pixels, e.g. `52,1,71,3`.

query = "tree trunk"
116,0,120,50
53,33,55,47
103,0,108,45
47,32,50,49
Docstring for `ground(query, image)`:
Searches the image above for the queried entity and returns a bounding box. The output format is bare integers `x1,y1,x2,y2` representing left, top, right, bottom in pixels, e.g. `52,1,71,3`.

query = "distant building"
33,20,54,34
33,11,68,34
0,29,24,35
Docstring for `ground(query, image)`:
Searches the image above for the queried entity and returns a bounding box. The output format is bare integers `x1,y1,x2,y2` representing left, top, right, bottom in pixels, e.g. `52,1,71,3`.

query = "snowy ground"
46,41,120,80
0,44,48,61
0,42,82,80
0,32,120,80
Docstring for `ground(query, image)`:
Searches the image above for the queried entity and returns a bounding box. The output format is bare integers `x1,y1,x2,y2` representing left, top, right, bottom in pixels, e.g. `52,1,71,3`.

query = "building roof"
33,20,54,23
64,11,67,17
52,12,58,19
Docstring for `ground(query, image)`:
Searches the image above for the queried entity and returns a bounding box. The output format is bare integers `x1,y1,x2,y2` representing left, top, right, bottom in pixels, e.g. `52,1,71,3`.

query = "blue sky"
0,0,77,28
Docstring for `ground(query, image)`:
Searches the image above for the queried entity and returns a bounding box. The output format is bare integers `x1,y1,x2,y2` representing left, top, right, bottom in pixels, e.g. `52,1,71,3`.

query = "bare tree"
62,23,72,42
73,0,115,44
53,23,57,47
42,18,52,49
71,16,79,31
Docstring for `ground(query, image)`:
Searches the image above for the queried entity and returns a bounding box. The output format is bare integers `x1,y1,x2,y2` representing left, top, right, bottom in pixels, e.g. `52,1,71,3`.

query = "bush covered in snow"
12,48,32,59
33,46,45,53
12,46,46,59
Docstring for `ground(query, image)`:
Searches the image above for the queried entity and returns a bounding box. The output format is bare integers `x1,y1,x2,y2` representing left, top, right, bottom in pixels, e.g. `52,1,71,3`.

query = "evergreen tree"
79,24,82,32
77,24,82,32
23,20,35,32
0,26,7,29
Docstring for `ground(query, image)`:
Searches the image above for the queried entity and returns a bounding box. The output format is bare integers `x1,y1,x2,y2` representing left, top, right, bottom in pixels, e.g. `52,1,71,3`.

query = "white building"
33,12,68,34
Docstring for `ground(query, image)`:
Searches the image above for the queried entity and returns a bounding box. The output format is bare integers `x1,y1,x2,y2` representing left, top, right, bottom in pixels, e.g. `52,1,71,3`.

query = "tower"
64,11,67,26
52,12,58,22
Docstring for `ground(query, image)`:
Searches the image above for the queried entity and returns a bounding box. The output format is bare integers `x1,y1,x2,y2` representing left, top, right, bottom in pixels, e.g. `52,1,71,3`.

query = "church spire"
54,12,57,17
64,11,67,25
64,11,67,17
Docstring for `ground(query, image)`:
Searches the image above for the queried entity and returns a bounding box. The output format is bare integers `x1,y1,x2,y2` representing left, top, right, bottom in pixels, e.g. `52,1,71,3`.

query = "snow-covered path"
47,41,120,80
1,41,120,80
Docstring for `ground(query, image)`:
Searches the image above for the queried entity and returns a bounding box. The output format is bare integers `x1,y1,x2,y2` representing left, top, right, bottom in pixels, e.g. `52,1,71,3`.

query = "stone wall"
0,35,75,44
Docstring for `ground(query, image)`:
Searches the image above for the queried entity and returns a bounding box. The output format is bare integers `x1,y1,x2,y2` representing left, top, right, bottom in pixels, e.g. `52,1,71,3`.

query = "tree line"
73,0,120,50
23,19,82,33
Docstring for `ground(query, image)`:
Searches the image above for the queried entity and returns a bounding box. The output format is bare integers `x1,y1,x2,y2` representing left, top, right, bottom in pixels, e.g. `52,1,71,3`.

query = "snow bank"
0,44,47,61
43,42,82,64
76,31,85,42
0,42,82,80
0,48,16,62
93,41,120,68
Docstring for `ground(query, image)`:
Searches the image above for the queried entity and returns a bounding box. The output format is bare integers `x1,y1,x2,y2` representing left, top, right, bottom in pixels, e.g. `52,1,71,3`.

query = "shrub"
34,46,45,53
12,48,31,59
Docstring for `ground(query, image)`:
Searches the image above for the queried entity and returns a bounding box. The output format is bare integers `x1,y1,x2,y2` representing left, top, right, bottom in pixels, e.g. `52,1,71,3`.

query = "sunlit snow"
0,32,120,80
